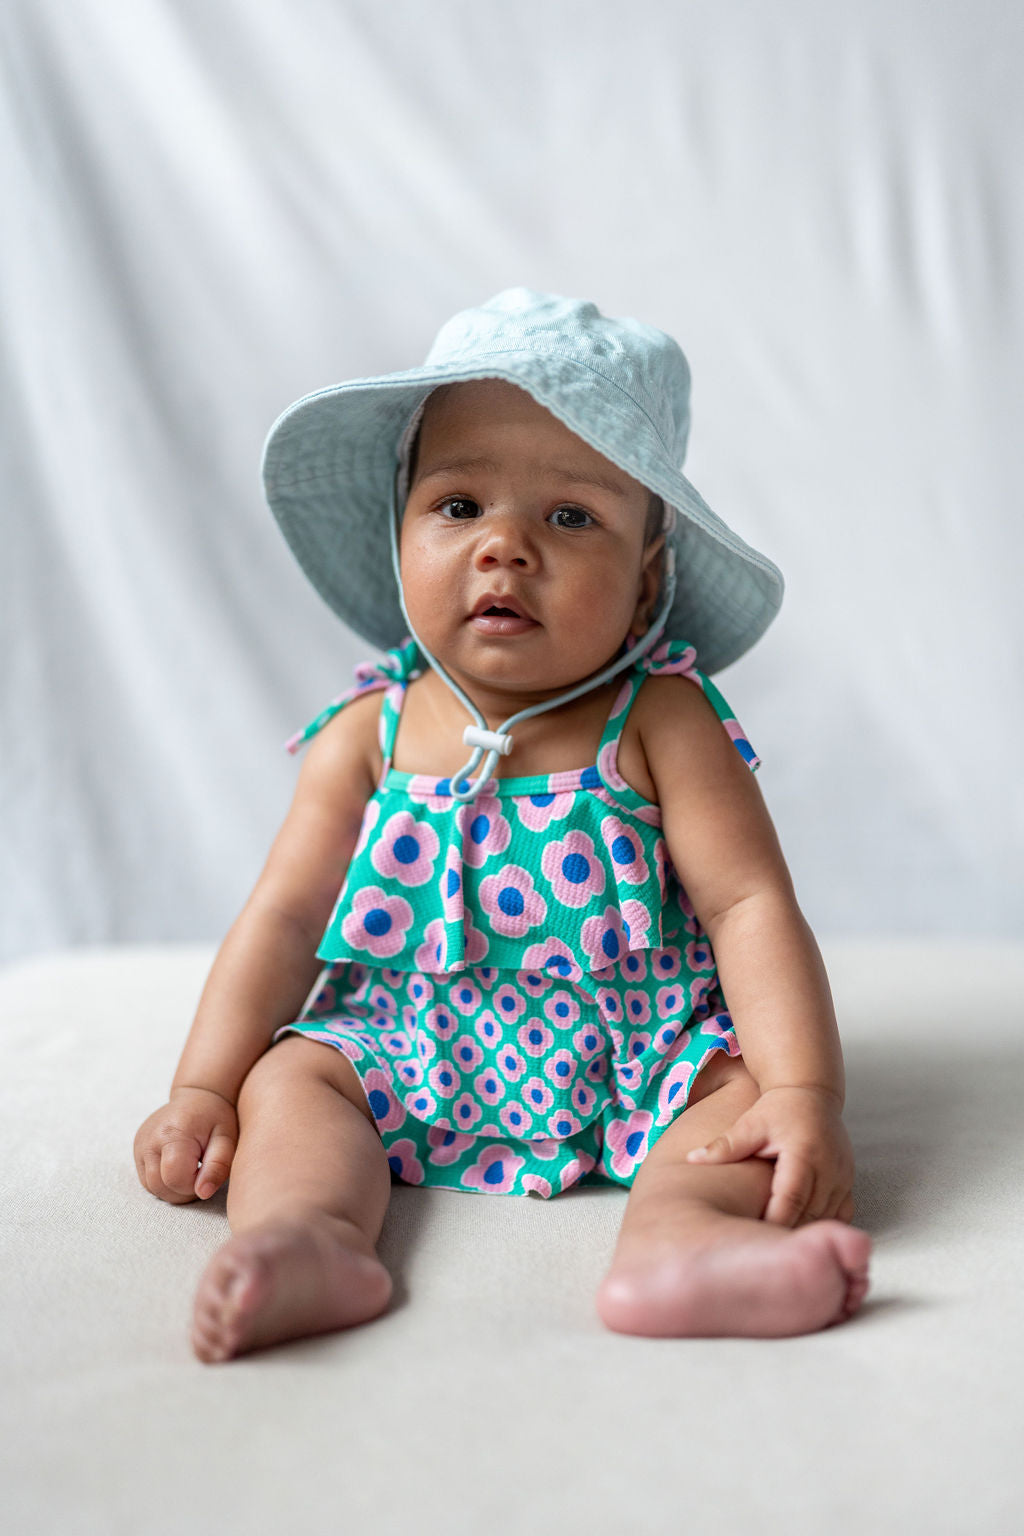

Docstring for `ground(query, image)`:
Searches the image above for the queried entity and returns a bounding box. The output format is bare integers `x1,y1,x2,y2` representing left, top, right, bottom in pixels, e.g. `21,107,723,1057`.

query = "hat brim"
262,356,783,673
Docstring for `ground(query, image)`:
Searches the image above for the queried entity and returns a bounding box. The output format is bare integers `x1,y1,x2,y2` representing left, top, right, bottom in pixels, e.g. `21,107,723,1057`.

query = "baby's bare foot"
191,1214,392,1363
596,1210,872,1338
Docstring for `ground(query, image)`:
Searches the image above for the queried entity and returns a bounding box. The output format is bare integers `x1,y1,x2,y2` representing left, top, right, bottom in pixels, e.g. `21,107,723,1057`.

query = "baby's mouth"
469,596,539,635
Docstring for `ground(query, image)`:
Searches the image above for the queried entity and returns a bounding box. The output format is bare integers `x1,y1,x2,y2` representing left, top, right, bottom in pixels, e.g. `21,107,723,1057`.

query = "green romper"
273,637,761,1199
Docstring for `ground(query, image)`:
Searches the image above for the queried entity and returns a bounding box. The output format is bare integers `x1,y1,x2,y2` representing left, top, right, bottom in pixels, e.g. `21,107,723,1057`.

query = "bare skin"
188,1039,868,1362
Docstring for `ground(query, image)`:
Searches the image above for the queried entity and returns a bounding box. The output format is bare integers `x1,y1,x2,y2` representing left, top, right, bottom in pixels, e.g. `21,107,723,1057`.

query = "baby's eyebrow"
417,456,631,499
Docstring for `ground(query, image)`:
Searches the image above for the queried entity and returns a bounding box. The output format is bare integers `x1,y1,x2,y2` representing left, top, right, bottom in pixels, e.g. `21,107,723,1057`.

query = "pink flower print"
305,979,337,1019
675,884,700,935
380,966,404,987
423,1003,458,1042
474,965,499,991
698,1018,740,1050
414,917,448,974
428,1060,461,1098
542,831,606,908
547,1107,582,1139
499,1100,532,1136
492,983,527,1025
522,1076,554,1115
496,1041,527,1083
542,989,580,1030
426,1125,476,1165
626,1029,652,1059
521,937,582,984
474,1009,504,1049
723,718,759,769
352,797,381,859
396,1058,425,1088
604,1109,655,1178
685,936,715,972
688,975,713,1013
457,795,512,868
581,907,630,969
613,1056,643,1104
543,1047,577,1091
413,1030,437,1068
514,789,574,833
440,846,464,925
623,989,651,1028
619,949,647,984
479,864,548,938
451,978,483,1017
600,815,650,887
384,1138,425,1185
360,1068,406,1133
518,1018,554,1057
650,946,681,981
406,1084,438,1120
571,1080,598,1117
341,886,414,960
407,775,463,811
595,986,624,1027
463,914,490,964
558,1151,596,1190
451,1092,483,1132
366,984,398,1014
462,1144,525,1194
380,1027,412,1056
656,1059,696,1125
585,1055,609,1083
596,739,629,792
522,1173,553,1199
400,1004,418,1032
518,969,552,999
656,981,687,1020
371,810,440,887
528,1136,561,1160
572,1022,605,1061
621,898,651,946
451,1034,484,1073
474,1065,506,1106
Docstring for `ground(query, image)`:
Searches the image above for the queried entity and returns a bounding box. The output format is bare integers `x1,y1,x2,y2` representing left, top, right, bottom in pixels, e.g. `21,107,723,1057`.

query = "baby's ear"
632,535,666,633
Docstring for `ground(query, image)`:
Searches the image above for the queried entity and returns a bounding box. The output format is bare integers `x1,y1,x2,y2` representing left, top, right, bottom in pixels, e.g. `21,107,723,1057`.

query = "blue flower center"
611,835,635,865
364,908,392,936
498,886,525,917
393,834,420,865
530,792,555,807
601,929,620,959
368,1088,389,1119
561,852,590,885
625,1130,645,1158
470,814,490,844
484,1160,505,1185
446,869,460,896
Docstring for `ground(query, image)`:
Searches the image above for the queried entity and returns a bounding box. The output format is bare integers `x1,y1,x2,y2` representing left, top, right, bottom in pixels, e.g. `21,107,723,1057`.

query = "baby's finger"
159,1135,203,1199
763,1152,815,1227
195,1130,236,1199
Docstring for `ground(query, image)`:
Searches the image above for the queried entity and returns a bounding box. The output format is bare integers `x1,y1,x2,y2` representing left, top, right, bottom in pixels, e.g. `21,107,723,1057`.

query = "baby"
134,289,871,1362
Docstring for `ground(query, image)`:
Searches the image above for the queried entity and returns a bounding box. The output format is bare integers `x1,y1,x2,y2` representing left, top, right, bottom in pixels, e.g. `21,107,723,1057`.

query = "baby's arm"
635,677,854,1227
133,693,382,1205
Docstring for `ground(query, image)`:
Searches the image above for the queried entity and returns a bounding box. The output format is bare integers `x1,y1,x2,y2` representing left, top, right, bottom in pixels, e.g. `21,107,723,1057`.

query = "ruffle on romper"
273,638,759,1199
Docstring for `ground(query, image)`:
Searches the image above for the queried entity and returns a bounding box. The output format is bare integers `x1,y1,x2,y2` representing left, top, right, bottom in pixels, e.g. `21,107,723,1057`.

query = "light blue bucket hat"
262,288,784,677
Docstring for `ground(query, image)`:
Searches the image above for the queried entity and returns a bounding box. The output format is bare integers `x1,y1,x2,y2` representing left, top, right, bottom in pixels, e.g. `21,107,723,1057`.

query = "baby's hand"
133,1087,239,1205
686,1085,855,1228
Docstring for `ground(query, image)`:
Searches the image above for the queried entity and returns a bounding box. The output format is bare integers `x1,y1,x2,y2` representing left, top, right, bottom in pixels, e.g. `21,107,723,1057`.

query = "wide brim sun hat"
262,288,783,675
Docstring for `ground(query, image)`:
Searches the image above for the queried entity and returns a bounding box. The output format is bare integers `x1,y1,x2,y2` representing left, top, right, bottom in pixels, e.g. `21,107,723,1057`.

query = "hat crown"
423,288,692,465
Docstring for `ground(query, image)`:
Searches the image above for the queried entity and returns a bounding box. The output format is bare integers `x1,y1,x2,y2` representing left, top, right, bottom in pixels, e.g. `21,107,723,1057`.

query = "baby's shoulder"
617,672,740,800
298,686,384,793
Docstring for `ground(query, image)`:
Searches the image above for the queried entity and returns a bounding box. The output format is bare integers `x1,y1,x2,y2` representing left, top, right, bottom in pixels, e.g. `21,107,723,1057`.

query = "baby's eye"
438,497,481,520
549,505,593,529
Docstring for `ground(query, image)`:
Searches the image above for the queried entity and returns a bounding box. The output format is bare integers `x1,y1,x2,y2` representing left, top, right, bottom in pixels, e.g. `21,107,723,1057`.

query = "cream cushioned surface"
2,942,1022,1534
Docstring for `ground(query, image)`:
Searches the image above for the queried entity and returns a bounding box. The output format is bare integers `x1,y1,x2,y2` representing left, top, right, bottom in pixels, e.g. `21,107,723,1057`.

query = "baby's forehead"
415,380,644,494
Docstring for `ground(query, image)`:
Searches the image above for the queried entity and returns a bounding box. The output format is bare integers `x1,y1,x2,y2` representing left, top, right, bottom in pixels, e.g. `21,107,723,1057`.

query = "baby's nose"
474,511,536,569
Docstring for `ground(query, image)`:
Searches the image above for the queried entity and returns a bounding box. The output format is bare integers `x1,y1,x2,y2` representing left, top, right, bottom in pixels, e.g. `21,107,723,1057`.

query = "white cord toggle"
462,725,514,756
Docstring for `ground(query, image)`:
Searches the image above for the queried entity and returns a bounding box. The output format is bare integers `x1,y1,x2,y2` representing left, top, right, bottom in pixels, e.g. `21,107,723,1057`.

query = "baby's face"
400,379,662,706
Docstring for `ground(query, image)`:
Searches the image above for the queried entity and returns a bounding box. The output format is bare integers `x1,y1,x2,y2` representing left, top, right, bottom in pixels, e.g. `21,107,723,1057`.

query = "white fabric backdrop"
3,0,1022,964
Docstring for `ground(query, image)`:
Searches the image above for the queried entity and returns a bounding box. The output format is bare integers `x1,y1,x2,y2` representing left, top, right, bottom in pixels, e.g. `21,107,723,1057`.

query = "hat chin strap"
389,468,677,804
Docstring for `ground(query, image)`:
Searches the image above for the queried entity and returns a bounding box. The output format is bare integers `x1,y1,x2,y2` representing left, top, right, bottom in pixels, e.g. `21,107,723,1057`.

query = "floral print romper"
273,637,760,1199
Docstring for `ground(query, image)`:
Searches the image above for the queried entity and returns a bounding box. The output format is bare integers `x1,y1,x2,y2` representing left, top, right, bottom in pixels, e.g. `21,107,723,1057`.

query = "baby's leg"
192,1036,393,1363
595,1054,872,1338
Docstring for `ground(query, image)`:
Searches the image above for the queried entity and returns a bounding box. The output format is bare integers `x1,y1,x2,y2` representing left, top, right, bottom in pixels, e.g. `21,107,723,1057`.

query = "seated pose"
134,289,871,1362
